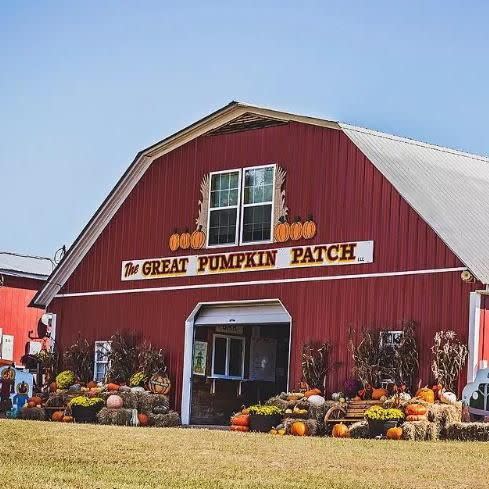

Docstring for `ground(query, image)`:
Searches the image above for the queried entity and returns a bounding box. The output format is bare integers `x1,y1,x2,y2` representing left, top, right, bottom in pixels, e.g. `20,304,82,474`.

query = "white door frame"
181,298,292,425
468,291,482,382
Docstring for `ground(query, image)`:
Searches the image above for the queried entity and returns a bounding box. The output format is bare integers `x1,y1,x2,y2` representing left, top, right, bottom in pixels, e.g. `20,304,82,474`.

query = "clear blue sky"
1,2,488,258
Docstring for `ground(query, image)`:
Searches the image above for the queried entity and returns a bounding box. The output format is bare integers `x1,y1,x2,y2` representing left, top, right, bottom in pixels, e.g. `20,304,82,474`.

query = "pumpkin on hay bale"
97,407,133,426
445,422,489,442
283,417,318,436
348,421,370,439
20,406,46,421
148,411,181,427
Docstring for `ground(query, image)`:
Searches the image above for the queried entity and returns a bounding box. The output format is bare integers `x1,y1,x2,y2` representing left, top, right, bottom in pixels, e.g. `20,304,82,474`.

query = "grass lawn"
0,419,486,489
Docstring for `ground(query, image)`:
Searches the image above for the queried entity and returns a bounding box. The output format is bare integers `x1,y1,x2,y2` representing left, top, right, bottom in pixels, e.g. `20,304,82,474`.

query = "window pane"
208,208,237,245
229,188,238,206
228,339,243,377
229,172,239,188
242,204,272,242
213,337,227,375
210,172,239,209
244,167,274,205
95,363,107,382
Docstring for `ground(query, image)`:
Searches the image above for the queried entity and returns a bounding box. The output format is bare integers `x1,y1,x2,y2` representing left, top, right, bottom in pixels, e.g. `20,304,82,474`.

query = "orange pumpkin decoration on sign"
179,229,191,250
168,229,180,251
332,422,350,438
274,216,290,242
289,217,303,241
190,226,206,249
416,387,435,404
290,421,307,436
386,427,403,440
405,404,427,416
301,215,317,239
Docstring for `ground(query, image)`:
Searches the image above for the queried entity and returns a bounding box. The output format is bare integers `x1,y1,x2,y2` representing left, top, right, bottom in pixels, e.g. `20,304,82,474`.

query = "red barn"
1,252,53,364
32,102,489,424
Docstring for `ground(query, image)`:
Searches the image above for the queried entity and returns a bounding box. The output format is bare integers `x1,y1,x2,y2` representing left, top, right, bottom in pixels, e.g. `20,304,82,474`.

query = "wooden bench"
324,400,383,425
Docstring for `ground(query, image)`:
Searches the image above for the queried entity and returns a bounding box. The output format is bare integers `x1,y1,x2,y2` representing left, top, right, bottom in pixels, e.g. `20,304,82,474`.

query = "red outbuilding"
32,102,489,424
1,252,53,364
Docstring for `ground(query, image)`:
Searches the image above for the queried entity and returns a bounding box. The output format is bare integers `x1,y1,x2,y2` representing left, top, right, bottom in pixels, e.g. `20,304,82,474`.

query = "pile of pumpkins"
104,387,150,427
51,410,73,423
24,395,43,409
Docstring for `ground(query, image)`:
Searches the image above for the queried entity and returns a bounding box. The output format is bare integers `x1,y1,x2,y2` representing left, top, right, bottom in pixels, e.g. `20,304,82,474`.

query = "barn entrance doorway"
182,300,291,425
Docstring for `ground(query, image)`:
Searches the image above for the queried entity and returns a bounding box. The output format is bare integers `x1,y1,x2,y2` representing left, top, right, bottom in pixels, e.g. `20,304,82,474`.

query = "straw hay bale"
138,393,169,413
427,402,461,428
97,407,133,426
445,422,489,442
149,411,181,427
266,396,288,411
284,417,318,436
20,406,46,421
349,421,369,439
45,392,71,407
401,420,438,441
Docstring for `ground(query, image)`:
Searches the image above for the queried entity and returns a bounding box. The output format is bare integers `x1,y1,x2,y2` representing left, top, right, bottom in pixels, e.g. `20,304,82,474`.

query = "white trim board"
55,266,467,299
467,291,482,382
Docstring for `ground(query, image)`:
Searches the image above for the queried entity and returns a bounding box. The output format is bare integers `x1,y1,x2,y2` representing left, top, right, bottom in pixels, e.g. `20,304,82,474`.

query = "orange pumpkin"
52,411,64,422
405,404,427,416
87,381,98,389
406,414,427,422
62,415,74,423
49,382,57,392
290,421,307,436
106,383,120,392
274,217,290,242
179,230,191,250
138,413,150,427
29,396,43,406
27,401,36,408
332,423,350,438
230,425,249,432
169,230,180,251
301,215,317,239
190,226,206,249
304,388,321,398
386,427,403,440
416,387,435,404
289,217,303,241
371,388,388,400
231,414,250,427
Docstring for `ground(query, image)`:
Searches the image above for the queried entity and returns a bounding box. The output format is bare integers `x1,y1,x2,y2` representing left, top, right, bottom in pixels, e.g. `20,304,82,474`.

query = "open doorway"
182,301,291,425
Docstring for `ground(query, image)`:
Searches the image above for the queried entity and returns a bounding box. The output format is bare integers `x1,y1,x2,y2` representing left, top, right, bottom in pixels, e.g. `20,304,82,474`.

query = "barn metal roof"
341,124,489,285
31,102,489,307
0,252,53,280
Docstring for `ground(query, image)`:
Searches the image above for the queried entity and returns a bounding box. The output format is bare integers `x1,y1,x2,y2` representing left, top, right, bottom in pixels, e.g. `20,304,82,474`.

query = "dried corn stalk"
431,330,468,391
301,342,332,392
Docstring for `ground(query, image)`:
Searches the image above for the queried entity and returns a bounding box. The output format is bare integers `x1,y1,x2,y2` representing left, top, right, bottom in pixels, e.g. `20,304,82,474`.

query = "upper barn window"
207,165,275,247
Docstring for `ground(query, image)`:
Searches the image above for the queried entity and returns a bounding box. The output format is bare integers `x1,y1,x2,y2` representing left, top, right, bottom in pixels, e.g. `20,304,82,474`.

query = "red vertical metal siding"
479,295,489,363
0,276,45,363
49,122,479,408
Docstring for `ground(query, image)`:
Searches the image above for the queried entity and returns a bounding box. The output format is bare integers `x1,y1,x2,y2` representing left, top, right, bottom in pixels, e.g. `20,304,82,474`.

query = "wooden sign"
121,241,374,281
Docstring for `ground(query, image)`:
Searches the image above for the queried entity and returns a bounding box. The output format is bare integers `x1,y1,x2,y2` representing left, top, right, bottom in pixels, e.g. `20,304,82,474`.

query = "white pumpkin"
399,392,412,402
307,395,325,407
130,386,145,393
440,391,457,404
331,392,343,401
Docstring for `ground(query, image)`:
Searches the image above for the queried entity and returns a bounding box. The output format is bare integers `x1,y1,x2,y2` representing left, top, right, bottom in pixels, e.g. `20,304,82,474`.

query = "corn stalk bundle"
431,330,468,391
301,342,332,392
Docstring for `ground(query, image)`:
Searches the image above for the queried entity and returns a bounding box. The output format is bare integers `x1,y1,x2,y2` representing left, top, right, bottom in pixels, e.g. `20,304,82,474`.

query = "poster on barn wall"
249,337,277,382
193,341,208,376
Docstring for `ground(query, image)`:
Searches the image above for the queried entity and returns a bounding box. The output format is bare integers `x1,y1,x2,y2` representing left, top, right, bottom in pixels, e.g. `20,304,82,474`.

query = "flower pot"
249,414,282,433
367,419,399,437
71,404,102,423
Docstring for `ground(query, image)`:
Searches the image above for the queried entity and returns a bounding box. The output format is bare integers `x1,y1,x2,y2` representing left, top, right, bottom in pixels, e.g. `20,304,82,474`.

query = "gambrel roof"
32,102,489,307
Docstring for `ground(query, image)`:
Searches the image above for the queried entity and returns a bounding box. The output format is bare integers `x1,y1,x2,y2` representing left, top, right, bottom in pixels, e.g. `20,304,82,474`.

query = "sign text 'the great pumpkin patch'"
121,241,374,281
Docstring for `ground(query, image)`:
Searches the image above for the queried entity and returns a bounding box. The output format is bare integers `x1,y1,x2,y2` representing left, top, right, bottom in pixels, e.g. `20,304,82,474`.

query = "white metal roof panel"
341,124,489,284
0,252,53,280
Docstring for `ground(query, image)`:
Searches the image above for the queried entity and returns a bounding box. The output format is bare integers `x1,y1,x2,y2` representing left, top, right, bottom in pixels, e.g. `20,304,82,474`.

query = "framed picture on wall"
193,341,208,376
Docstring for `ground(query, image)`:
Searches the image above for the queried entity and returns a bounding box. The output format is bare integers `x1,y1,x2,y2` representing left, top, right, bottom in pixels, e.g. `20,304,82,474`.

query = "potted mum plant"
248,405,283,433
365,405,404,437
70,396,104,423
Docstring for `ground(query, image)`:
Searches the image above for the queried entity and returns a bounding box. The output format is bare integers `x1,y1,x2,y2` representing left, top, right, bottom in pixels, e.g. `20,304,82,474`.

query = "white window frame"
93,340,111,382
211,333,245,380
239,163,276,246
206,168,242,248
206,164,276,248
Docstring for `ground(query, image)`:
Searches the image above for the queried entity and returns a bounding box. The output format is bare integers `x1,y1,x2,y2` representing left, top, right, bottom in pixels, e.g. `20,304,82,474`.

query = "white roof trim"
33,102,340,307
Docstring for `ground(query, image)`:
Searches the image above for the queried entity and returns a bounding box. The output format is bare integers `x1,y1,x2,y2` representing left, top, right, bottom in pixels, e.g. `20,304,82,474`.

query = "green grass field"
0,419,486,488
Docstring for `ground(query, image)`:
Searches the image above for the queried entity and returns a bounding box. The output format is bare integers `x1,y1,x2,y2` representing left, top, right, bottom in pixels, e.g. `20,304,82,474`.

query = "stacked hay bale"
348,421,369,439
283,417,319,436
20,406,46,421
445,422,489,441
